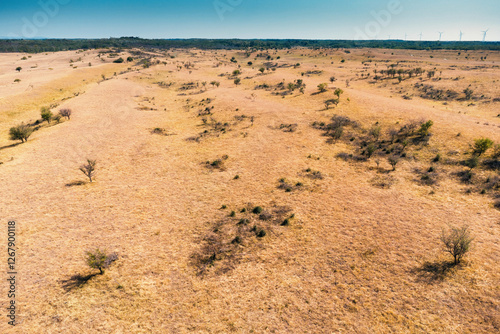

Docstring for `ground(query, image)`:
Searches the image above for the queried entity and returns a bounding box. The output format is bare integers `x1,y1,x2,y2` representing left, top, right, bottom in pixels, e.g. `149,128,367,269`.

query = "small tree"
324,98,339,109
440,225,473,264
259,67,265,74
418,120,433,137
317,83,328,93
59,108,72,120
370,125,381,141
388,155,399,171
85,248,107,274
40,107,53,124
232,69,241,76
9,124,33,143
334,88,344,99
234,78,241,85
126,56,134,62
16,67,22,72
463,88,473,100
473,138,493,156
464,156,478,171
79,159,97,182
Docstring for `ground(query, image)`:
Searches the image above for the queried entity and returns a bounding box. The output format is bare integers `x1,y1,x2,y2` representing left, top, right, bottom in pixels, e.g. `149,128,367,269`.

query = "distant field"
0,47,499,333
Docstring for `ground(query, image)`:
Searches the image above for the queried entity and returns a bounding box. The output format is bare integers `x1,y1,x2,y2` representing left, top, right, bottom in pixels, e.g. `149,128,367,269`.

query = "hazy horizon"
1,0,499,42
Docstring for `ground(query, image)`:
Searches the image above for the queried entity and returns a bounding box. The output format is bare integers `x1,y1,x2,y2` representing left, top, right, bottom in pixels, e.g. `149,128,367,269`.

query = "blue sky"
0,0,498,41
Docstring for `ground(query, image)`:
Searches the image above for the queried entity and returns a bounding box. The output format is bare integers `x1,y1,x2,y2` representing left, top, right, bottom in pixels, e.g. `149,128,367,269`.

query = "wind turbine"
459,31,464,42
482,29,489,42
405,33,408,41
438,32,444,41
419,32,423,41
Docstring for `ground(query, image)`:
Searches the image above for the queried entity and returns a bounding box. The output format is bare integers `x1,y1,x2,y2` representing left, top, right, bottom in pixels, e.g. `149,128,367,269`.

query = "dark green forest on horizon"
0,37,499,53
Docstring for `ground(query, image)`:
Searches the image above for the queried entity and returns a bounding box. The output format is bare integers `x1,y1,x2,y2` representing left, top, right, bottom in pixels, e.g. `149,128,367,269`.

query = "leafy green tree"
317,83,328,93
259,67,265,73
40,107,53,123
334,88,344,99
9,124,33,143
234,78,241,85
418,120,434,137
85,248,107,274
473,138,494,156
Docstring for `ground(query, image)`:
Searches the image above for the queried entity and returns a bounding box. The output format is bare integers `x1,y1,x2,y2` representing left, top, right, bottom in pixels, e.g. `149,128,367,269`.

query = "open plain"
0,47,499,333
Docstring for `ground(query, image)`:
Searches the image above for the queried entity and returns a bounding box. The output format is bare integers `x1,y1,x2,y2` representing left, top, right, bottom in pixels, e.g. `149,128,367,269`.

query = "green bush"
113,57,124,63
40,107,53,123
473,138,494,156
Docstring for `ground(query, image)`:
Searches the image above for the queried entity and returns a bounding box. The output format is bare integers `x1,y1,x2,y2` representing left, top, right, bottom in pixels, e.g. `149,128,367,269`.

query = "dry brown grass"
0,48,499,333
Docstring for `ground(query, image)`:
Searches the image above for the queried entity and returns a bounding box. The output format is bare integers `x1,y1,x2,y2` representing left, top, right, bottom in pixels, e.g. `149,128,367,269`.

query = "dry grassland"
0,47,499,333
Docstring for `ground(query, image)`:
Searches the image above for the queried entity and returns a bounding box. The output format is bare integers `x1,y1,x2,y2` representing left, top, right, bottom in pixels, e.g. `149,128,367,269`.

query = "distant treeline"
0,37,499,53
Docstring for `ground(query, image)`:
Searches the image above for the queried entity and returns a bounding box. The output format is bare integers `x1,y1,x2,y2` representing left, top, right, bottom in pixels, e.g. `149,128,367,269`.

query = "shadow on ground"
61,273,98,291
412,260,460,283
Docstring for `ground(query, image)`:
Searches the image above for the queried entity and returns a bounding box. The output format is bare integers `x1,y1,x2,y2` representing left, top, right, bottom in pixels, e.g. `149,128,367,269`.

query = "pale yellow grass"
0,48,498,333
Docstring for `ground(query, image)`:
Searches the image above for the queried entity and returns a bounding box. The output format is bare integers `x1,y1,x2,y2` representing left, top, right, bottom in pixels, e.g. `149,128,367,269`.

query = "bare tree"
79,159,97,182
440,225,473,264
59,108,72,120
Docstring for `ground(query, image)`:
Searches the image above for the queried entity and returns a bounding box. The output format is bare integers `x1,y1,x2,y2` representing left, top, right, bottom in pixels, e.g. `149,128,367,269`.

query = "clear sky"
0,0,499,41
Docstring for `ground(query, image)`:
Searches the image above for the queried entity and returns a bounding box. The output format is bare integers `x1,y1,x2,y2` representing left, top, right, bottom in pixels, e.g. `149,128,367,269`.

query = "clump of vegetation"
85,248,118,274
317,83,328,93
79,159,97,182
440,225,473,264
206,155,229,171
473,138,494,156
191,204,293,275
9,124,33,143
40,107,53,124
113,57,124,63
277,178,304,192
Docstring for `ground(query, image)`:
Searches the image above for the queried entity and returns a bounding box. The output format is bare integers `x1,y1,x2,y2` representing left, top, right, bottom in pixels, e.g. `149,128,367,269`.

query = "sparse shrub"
369,125,381,141
16,67,22,72
317,83,328,93
40,107,53,123
14,78,21,82
492,144,500,159
464,156,479,170
126,56,134,62
388,155,400,170
464,87,473,100
232,69,241,76
234,78,241,85
473,138,494,156
433,154,441,162
334,88,344,99
252,206,263,214
59,108,72,120
259,67,265,73
440,225,473,264
365,143,376,158
79,159,97,182
9,124,33,143
256,229,266,238
113,57,124,63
